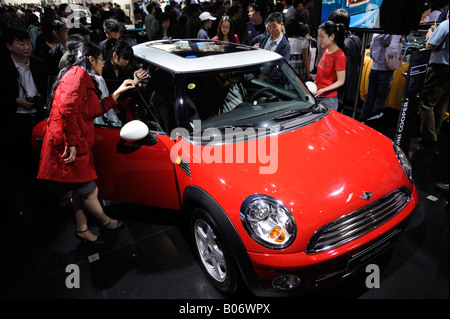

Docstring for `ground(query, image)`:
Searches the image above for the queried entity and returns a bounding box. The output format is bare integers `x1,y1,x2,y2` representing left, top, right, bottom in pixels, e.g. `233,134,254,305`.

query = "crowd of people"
0,1,319,76
0,0,448,239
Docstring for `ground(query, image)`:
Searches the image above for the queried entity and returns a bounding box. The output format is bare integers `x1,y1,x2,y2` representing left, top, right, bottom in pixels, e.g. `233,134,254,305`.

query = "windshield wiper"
214,123,256,130
272,106,325,121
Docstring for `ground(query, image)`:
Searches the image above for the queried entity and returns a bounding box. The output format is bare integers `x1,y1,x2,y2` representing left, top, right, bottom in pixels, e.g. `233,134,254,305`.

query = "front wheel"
191,208,242,294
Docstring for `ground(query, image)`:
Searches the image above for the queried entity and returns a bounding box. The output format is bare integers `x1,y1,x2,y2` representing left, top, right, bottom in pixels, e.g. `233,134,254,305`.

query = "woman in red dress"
37,42,135,244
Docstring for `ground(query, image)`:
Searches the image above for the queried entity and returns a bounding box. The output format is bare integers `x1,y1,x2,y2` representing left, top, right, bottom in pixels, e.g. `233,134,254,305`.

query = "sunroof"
146,39,257,58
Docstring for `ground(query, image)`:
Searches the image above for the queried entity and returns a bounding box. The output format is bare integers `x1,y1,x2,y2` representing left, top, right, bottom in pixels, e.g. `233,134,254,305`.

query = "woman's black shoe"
75,229,104,245
102,217,124,230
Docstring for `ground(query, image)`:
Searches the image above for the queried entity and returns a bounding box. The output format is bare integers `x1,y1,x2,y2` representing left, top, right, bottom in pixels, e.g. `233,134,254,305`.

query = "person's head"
68,41,104,76
103,19,120,39
48,41,104,109
58,3,69,18
43,19,68,44
248,3,261,23
304,0,313,9
5,28,32,58
158,12,171,31
294,0,304,11
217,15,233,40
421,4,431,20
69,24,91,42
147,2,156,14
66,34,88,54
227,5,241,20
294,7,309,23
28,13,40,26
110,40,134,69
90,5,99,15
285,18,301,38
265,11,284,39
186,3,201,18
318,20,345,51
328,8,350,30
116,9,126,23
199,11,216,29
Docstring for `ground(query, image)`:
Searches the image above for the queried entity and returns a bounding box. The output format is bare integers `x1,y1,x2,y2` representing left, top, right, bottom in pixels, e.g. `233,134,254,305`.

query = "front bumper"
246,185,418,294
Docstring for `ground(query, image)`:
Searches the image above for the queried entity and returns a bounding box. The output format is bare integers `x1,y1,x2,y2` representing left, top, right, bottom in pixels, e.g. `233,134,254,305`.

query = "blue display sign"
320,0,385,29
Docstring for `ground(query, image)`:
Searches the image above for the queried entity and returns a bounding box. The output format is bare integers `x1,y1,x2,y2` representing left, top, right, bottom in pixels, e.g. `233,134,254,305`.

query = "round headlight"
393,143,413,183
241,195,296,250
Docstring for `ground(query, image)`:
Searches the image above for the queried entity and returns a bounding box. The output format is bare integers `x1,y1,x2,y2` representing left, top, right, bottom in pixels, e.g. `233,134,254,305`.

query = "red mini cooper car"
32,40,418,296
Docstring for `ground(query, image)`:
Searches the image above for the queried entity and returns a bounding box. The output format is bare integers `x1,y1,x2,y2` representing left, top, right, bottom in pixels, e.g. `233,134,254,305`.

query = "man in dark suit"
1,27,49,145
259,12,291,61
0,27,49,221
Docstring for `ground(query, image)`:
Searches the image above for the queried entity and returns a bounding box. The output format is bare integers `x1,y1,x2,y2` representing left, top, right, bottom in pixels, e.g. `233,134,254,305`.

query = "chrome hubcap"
194,219,227,282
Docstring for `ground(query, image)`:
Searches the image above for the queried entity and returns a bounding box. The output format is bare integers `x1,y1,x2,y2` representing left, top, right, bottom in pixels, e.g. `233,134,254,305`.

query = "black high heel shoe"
102,217,124,230
75,229,104,245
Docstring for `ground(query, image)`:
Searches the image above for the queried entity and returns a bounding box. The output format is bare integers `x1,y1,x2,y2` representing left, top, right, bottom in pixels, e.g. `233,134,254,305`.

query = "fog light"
272,275,301,291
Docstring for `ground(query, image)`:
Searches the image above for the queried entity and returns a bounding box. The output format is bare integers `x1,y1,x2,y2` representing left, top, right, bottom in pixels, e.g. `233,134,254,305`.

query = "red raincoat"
37,66,117,183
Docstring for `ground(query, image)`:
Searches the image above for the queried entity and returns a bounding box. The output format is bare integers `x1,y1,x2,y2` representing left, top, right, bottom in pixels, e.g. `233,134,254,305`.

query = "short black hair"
103,19,120,32
4,27,30,44
227,5,240,17
66,34,87,52
249,3,260,12
328,9,351,30
285,19,301,37
69,24,91,36
113,39,134,61
265,11,283,24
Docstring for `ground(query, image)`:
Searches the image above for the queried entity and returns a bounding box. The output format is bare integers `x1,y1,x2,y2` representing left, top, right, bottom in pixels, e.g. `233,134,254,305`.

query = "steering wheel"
248,87,279,103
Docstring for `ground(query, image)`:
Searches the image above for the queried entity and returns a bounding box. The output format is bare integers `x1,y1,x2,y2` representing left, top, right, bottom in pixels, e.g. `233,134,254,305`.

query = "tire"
190,208,242,294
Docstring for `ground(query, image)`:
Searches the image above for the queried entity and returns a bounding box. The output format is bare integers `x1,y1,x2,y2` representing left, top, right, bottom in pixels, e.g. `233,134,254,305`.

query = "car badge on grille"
360,191,373,200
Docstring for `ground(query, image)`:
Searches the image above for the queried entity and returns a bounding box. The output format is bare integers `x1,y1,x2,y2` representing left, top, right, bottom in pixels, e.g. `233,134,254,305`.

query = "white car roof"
132,39,282,74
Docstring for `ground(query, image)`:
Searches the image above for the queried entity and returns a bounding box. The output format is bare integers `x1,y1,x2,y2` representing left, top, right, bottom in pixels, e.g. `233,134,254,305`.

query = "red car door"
93,125,180,210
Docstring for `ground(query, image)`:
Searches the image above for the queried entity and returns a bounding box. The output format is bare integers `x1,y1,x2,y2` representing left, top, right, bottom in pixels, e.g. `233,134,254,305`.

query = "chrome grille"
306,187,411,253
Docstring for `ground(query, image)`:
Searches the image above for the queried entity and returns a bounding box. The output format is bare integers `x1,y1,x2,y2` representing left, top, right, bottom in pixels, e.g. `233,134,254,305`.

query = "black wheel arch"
182,185,266,295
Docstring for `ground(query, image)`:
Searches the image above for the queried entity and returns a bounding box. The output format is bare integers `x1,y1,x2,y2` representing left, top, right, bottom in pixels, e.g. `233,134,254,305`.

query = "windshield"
180,59,318,135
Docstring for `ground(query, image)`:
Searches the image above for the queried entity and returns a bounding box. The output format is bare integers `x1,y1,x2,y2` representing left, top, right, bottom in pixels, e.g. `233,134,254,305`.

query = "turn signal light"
269,226,286,242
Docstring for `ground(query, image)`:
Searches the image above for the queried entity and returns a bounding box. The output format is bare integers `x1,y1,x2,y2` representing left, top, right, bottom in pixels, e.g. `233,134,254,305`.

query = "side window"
183,74,223,122
146,68,176,134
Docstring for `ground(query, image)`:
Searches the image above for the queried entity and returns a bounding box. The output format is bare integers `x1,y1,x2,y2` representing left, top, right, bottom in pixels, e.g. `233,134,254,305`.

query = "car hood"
181,111,412,251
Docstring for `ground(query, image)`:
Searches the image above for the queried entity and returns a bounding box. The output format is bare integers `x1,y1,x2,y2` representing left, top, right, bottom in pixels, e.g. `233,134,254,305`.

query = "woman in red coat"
38,42,134,244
